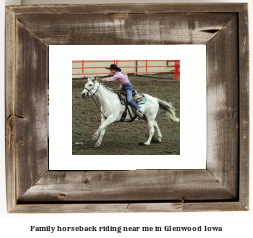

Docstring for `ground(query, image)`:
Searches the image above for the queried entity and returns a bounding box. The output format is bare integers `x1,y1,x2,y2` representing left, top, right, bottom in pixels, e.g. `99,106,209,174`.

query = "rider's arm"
102,74,118,82
96,77,103,81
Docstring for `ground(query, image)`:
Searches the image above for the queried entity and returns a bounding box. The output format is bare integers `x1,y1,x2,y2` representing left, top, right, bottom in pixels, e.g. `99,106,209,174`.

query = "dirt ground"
72,75,180,155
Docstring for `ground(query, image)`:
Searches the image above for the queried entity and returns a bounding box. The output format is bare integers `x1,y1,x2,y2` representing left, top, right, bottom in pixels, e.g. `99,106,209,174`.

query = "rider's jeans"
121,83,141,111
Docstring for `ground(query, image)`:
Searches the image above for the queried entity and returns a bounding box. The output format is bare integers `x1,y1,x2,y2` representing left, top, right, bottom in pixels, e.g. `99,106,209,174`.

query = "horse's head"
81,76,98,99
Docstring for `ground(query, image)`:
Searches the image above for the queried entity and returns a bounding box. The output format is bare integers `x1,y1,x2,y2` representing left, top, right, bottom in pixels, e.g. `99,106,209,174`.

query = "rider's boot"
135,109,144,118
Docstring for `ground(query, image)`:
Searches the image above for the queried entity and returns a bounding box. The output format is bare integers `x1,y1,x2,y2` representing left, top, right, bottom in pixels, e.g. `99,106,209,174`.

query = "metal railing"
72,60,180,80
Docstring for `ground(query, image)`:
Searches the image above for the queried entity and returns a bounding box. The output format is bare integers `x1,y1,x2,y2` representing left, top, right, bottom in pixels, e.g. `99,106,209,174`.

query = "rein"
90,95,107,119
85,82,108,119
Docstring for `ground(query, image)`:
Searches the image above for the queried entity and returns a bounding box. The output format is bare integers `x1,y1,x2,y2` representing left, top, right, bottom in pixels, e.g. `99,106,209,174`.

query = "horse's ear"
93,76,97,82
88,77,91,81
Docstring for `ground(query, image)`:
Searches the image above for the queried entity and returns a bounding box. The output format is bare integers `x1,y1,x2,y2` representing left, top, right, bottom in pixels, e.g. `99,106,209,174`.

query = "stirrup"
135,110,144,118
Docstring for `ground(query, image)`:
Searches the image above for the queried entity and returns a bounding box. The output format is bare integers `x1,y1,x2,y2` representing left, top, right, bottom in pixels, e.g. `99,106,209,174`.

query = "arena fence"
72,60,180,80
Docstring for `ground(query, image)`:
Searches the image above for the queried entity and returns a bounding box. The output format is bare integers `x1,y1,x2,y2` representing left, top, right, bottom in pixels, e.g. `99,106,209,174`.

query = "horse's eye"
89,84,92,86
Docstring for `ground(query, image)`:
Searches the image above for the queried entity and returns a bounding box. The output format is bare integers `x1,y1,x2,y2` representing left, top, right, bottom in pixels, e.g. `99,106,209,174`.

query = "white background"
49,45,206,170
0,0,252,237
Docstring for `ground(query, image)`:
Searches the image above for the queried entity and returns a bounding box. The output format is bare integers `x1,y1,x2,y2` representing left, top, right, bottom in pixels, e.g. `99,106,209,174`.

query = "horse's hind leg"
141,117,162,143
143,116,155,145
153,120,162,142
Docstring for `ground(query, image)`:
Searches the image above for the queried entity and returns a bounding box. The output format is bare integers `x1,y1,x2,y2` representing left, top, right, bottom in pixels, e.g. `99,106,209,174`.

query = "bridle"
83,80,108,119
83,80,100,98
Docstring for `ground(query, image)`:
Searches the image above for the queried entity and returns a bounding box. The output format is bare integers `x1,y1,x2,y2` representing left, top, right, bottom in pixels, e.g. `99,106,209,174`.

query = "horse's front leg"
93,117,107,148
94,126,107,148
92,115,106,140
92,114,117,147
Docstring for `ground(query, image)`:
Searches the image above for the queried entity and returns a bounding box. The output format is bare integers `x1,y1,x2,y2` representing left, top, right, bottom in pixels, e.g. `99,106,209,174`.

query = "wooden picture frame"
5,3,249,213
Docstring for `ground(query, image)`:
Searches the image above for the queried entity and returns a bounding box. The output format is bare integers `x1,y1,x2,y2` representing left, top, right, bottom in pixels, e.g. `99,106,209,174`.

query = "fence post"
174,60,180,80
82,60,84,75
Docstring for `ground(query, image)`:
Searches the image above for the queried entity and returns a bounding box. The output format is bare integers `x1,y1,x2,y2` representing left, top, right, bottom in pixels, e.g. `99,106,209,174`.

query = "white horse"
81,76,180,147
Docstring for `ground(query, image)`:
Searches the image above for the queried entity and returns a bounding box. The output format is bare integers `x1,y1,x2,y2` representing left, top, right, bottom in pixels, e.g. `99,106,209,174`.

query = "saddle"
117,90,146,105
117,89,146,122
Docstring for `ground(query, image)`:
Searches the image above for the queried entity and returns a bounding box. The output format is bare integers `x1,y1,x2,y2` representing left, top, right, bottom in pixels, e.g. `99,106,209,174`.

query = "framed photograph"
49,45,205,170
5,3,249,213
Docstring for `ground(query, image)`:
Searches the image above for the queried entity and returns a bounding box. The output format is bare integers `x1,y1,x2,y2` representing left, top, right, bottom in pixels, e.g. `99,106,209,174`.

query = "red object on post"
174,60,180,80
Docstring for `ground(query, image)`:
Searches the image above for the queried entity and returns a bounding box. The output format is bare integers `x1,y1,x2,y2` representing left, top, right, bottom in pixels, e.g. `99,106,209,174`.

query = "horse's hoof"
94,143,101,148
92,135,98,140
151,138,162,143
143,142,150,145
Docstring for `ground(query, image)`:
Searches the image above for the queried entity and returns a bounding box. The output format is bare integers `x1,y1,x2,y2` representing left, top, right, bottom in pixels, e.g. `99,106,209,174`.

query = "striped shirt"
102,72,130,85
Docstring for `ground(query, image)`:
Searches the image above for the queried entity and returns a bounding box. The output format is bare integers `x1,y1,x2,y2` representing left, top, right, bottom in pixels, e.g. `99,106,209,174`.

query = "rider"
97,64,144,118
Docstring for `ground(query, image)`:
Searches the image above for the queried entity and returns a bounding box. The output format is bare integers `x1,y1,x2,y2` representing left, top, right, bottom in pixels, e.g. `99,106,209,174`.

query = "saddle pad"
136,94,146,104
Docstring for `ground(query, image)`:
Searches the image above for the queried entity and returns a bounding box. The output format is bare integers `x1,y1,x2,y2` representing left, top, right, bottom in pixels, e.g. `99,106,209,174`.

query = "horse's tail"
156,98,180,122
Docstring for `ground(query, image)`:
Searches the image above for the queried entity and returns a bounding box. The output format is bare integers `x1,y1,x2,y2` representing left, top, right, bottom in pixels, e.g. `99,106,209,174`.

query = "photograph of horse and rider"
72,60,180,155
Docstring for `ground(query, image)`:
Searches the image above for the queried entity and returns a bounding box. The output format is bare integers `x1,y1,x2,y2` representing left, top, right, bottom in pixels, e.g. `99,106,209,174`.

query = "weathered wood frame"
5,3,249,213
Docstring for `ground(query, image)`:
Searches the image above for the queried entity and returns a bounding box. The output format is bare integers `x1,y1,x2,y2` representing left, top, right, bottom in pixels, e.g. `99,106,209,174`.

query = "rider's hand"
96,77,102,81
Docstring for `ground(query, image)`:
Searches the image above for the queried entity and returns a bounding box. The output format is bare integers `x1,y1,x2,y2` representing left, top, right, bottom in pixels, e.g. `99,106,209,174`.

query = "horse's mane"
99,82,121,94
